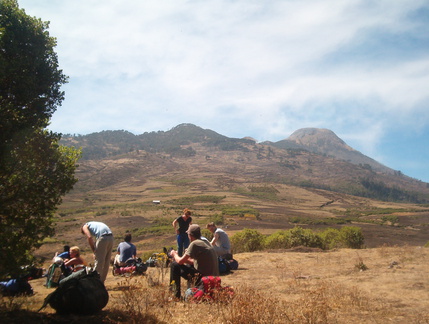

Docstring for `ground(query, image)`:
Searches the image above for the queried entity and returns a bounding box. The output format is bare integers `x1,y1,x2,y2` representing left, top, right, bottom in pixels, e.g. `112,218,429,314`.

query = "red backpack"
185,276,234,302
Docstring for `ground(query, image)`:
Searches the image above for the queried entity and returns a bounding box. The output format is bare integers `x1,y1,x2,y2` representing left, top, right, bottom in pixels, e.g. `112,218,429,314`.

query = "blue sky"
19,0,429,183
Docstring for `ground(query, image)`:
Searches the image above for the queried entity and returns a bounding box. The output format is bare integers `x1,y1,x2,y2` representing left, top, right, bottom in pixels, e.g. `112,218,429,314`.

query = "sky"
19,0,429,183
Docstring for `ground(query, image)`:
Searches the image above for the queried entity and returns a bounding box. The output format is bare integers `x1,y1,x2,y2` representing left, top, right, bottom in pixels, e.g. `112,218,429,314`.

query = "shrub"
231,228,265,253
288,227,324,249
319,228,342,250
381,215,399,225
264,227,363,251
264,230,290,249
209,214,224,225
340,226,365,249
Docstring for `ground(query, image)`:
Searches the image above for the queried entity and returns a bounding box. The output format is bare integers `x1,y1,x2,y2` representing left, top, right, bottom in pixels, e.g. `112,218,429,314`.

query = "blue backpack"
0,278,33,296
218,257,239,273
218,257,229,274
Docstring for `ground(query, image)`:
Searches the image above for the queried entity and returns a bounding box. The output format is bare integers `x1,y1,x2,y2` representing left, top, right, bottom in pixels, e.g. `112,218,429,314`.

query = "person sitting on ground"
206,222,232,258
63,246,87,275
114,233,137,267
169,224,219,300
53,245,71,275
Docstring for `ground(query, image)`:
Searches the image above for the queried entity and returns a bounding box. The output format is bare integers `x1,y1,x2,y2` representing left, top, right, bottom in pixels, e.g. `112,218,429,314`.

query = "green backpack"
45,262,63,288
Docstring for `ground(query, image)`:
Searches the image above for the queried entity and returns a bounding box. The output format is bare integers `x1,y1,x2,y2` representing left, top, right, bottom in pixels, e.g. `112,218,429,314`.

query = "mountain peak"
284,127,392,173
288,128,354,152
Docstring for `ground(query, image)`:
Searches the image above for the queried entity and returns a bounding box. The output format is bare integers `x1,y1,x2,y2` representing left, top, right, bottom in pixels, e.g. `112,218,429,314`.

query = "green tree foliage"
0,0,67,141
0,0,80,278
358,178,422,203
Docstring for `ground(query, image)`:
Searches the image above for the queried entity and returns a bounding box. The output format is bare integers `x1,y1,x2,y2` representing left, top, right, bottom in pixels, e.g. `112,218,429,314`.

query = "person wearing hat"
169,224,219,299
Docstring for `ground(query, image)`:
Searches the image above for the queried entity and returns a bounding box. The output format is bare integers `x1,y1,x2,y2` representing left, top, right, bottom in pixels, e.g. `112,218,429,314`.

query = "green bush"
264,230,290,249
231,226,364,254
339,226,365,249
288,227,324,249
231,228,265,253
209,214,224,225
319,228,342,250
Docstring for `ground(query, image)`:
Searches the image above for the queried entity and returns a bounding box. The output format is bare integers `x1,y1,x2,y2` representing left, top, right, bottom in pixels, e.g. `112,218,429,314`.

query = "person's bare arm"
82,224,96,252
170,249,193,265
172,219,179,234
211,232,219,246
64,258,78,267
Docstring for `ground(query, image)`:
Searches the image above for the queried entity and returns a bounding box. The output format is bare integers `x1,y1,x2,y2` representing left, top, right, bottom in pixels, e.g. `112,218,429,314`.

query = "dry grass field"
2,245,429,323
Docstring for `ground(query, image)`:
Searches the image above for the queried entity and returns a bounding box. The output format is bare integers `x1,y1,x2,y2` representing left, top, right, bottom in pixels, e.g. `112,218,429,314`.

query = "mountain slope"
62,123,254,160
269,128,393,174
60,124,429,203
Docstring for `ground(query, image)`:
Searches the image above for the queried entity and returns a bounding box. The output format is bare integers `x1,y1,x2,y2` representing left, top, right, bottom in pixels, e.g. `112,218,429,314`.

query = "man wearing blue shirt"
81,221,113,283
115,233,137,266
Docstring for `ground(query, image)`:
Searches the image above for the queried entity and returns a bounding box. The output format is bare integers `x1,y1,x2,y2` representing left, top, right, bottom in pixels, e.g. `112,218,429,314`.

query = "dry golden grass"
2,245,428,323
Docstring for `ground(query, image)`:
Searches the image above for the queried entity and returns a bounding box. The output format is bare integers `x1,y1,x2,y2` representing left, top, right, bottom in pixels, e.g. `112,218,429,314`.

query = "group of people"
170,208,232,299
52,221,136,285
52,208,230,300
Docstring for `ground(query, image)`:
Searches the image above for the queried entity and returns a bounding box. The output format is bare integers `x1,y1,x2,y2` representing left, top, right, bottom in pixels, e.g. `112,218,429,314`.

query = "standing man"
81,221,113,283
206,222,232,258
169,224,219,299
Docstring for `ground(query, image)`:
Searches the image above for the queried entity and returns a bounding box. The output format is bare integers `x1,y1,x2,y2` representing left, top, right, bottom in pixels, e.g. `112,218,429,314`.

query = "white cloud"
17,0,429,182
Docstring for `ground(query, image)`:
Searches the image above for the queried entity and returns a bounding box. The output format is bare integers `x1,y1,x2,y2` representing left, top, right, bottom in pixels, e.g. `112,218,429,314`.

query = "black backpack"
39,268,109,315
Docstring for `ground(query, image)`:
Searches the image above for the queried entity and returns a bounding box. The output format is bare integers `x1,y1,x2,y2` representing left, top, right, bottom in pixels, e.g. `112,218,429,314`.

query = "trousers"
169,261,201,298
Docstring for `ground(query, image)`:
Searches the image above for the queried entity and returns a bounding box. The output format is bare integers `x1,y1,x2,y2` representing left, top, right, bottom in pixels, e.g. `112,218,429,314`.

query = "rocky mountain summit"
269,127,392,174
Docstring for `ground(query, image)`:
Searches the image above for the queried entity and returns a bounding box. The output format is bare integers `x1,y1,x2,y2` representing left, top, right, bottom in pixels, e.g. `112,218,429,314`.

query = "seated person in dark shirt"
169,224,219,299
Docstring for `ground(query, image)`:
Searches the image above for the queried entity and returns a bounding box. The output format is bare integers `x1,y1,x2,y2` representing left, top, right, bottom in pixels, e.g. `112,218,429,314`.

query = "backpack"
45,262,63,288
218,257,230,274
0,278,33,296
39,268,109,315
113,258,148,276
134,258,148,274
184,276,234,302
227,258,239,270
218,257,239,274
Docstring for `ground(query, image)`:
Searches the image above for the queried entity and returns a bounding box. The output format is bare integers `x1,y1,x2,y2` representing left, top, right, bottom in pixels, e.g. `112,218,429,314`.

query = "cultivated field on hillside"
35,161,429,261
